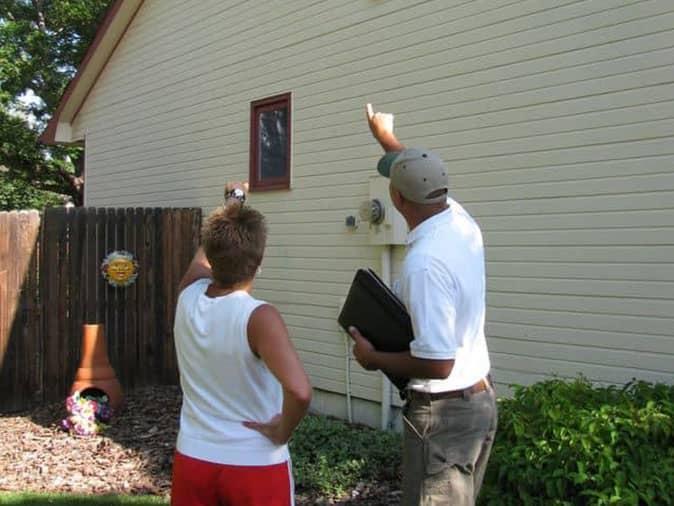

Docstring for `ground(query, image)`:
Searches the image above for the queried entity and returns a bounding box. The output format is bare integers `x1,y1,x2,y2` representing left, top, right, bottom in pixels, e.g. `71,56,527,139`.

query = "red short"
170,451,293,506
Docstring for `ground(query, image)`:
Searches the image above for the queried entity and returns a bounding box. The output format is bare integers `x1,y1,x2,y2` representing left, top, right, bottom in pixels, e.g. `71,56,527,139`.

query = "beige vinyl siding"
75,0,396,403
73,0,674,408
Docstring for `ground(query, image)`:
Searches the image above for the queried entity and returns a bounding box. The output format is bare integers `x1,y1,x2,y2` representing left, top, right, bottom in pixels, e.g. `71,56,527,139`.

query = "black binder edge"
338,268,412,392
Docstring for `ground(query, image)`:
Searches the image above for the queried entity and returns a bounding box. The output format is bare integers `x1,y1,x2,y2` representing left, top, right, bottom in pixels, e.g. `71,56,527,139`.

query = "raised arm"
365,103,405,152
243,304,312,444
177,246,212,294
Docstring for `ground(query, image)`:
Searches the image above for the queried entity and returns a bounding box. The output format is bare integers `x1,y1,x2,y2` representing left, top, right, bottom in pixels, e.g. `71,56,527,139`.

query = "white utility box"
361,176,408,245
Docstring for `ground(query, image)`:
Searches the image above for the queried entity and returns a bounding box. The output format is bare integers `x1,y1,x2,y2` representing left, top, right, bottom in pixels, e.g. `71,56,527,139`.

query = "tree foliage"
0,0,112,210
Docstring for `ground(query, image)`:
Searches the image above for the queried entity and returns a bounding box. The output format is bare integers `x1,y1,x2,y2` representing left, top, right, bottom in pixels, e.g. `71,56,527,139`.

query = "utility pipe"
344,329,353,423
380,245,392,430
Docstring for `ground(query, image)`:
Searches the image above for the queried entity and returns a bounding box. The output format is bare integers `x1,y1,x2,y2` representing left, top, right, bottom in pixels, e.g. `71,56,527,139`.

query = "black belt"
404,376,491,401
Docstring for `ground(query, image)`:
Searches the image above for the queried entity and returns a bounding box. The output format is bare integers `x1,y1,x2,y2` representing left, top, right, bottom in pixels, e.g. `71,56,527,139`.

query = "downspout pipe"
344,330,353,423
380,246,392,430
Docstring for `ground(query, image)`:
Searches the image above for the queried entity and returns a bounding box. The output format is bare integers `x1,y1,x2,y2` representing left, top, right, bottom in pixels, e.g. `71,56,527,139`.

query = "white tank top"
173,279,289,465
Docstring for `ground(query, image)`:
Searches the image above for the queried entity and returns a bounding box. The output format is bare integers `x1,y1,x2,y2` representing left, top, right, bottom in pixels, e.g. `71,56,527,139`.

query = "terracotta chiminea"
70,323,123,412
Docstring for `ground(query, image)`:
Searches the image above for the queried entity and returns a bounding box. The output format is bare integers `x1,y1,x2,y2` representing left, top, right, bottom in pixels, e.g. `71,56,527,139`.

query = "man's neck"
407,202,450,231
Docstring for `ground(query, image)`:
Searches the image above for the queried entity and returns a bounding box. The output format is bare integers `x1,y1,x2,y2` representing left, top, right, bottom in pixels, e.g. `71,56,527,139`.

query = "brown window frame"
249,93,291,191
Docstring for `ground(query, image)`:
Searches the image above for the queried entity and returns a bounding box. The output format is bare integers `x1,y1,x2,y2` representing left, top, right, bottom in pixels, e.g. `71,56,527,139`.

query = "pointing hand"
365,103,394,141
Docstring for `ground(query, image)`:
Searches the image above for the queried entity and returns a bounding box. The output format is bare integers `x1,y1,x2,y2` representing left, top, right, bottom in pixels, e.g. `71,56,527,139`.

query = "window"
249,93,291,191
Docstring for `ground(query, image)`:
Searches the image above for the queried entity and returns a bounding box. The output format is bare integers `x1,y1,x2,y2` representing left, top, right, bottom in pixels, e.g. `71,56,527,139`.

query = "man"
348,104,497,506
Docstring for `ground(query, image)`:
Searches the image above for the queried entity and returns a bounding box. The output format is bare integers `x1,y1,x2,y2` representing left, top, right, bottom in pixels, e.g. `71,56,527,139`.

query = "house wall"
72,0,674,427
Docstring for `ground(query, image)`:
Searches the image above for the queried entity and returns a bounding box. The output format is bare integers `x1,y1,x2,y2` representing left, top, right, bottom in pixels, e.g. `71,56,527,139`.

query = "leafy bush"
480,378,674,506
290,414,401,498
0,172,65,211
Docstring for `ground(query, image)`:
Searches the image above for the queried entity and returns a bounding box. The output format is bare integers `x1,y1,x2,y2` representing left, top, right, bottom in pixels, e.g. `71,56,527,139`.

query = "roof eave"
40,0,144,145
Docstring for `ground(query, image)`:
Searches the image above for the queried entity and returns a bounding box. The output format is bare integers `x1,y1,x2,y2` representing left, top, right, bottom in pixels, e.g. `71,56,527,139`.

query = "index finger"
365,103,374,120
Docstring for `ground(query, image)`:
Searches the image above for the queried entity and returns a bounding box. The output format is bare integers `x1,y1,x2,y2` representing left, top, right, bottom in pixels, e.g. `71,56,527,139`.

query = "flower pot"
70,323,123,412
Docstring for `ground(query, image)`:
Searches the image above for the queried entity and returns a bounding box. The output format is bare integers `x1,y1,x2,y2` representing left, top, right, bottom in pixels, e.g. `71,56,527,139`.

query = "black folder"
338,268,413,392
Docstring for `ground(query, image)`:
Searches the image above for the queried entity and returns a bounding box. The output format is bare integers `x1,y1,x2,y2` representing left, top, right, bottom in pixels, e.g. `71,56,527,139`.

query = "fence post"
0,211,42,412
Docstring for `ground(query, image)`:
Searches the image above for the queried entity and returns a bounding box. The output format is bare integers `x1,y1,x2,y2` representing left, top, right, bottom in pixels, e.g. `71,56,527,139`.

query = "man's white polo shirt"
396,198,491,393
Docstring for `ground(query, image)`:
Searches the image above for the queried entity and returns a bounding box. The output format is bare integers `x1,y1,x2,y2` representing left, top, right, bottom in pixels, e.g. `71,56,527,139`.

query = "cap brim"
377,151,401,178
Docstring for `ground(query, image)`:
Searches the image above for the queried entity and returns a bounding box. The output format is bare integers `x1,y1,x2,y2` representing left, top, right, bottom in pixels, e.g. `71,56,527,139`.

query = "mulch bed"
0,385,399,505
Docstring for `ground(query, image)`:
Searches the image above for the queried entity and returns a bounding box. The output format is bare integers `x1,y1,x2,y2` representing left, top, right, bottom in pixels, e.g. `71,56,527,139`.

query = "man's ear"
389,184,404,209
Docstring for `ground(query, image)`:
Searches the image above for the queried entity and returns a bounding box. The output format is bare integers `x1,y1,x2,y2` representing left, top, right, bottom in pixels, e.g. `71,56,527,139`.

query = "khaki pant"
401,386,498,506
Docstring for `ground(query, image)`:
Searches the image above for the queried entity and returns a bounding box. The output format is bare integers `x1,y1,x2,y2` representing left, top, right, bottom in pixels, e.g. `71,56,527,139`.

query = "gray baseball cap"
377,148,449,204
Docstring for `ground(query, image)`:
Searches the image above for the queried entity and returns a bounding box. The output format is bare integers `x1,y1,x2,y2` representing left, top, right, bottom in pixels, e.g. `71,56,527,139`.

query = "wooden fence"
0,207,201,412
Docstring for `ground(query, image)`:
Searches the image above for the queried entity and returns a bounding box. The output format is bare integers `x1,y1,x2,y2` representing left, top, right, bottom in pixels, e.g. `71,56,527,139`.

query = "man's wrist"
368,350,384,371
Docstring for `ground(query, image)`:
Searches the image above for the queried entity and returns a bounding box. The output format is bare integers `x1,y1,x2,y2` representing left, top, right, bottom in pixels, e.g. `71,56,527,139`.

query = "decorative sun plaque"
101,250,139,287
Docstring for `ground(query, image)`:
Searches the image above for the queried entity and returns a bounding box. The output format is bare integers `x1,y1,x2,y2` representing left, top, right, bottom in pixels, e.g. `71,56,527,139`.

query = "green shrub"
290,414,401,498
480,378,674,506
0,173,65,211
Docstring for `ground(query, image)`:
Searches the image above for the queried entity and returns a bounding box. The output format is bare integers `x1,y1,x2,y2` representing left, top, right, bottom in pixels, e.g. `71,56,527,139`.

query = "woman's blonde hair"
201,203,267,287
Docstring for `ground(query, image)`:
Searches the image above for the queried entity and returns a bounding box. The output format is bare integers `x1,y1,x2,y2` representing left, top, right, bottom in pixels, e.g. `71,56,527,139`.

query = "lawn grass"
0,492,167,505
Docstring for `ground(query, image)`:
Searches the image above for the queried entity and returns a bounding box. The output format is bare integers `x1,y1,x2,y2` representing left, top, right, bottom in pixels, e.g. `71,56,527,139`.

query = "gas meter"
359,198,386,225
360,176,408,245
